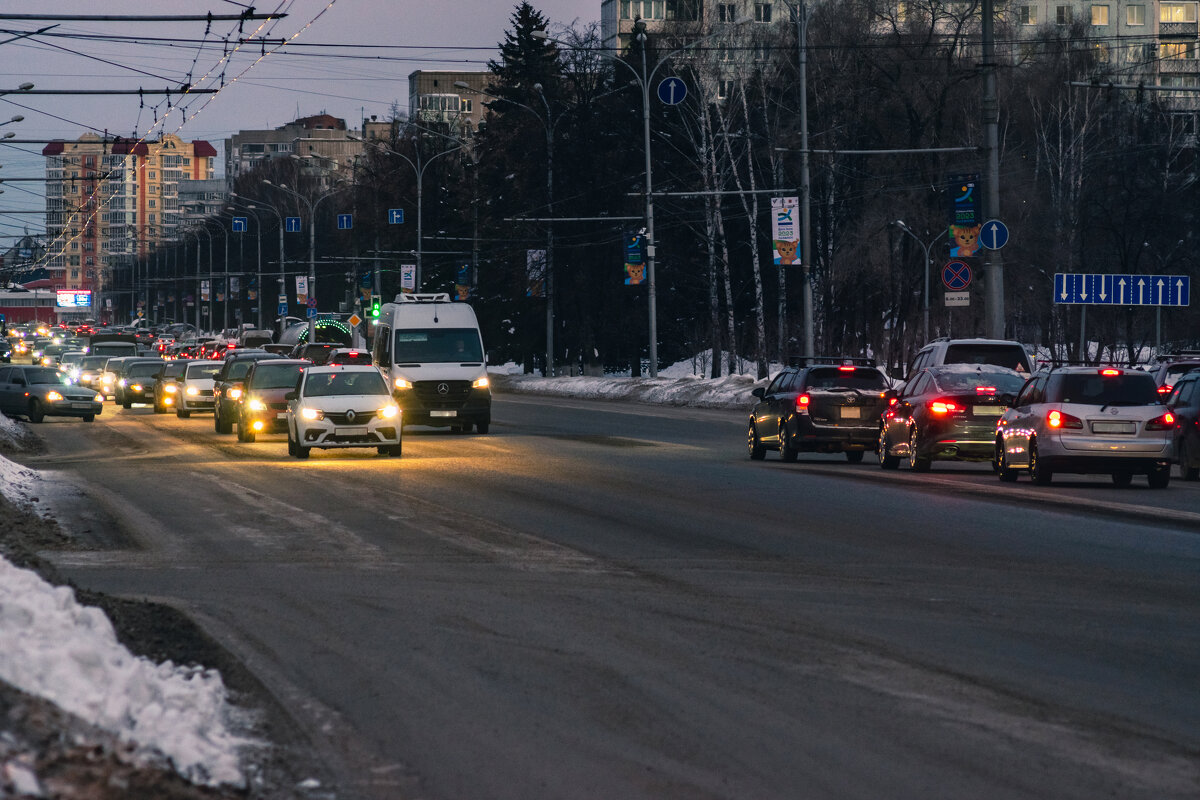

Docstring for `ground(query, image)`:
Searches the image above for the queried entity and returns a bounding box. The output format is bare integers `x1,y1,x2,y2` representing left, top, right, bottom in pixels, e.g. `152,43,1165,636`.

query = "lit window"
1162,3,1197,22
1090,5,1108,25
1127,4,1145,24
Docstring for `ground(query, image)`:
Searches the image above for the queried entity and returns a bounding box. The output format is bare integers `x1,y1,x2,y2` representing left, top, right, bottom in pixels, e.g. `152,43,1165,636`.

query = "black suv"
1165,371,1200,480
212,350,282,434
1151,351,1200,399
749,359,891,463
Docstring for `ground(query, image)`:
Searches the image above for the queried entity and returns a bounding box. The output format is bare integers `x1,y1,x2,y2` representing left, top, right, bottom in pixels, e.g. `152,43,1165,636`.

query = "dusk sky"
0,0,599,238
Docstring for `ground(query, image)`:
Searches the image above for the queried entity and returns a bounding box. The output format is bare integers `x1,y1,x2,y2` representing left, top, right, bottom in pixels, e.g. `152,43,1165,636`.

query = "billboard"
56,290,92,308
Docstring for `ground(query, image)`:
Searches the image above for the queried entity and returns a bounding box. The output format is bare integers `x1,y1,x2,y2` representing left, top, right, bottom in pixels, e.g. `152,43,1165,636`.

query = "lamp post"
228,202,264,330
534,18,749,377
232,192,287,336
180,228,203,330
183,220,215,332
263,179,345,343
892,220,947,343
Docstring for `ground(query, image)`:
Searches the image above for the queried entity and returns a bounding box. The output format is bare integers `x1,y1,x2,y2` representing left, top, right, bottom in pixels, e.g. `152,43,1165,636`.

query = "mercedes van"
371,293,491,433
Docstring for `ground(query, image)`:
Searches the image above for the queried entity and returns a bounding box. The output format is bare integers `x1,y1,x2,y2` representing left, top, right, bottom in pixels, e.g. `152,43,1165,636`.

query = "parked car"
285,364,402,458
749,359,891,463
907,337,1033,378
1165,370,1200,481
0,364,103,423
213,350,283,434
1150,351,1200,399
175,360,223,418
879,364,1026,471
236,359,311,442
118,359,169,408
153,359,191,413
995,366,1174,488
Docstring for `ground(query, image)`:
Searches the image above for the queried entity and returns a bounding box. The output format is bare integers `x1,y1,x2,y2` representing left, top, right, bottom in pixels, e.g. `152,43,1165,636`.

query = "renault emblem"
437,382,449,395
346,410,356,422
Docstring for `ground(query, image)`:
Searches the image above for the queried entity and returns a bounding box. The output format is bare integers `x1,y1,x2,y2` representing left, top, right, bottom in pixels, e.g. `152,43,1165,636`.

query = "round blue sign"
657,77,687,106
980,219,1010,250
942,260,972,291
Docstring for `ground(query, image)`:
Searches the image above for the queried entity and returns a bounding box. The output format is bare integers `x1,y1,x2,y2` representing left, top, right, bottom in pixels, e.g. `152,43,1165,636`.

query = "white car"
285,364,402,459
176,359,223,418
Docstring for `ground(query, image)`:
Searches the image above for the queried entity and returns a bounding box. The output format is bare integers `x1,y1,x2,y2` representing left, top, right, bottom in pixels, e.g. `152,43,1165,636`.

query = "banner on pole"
771,196,799,266
400,264,416,293
295,276,308,304
215,279,225,303
526,250,546,296
200,280,210,302
455,264,471,301
947,173,982,258
230,276,240,298
623,235,644,286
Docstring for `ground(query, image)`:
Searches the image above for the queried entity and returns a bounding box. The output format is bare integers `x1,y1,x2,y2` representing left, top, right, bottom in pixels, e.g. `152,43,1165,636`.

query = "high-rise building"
225,114,363,180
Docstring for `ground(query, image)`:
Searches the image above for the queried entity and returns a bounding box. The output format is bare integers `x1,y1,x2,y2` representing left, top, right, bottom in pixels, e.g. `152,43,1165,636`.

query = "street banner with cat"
771,196,799,266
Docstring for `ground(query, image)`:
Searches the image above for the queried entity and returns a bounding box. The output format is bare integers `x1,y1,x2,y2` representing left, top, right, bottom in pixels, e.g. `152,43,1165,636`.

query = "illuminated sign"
56,290,93,308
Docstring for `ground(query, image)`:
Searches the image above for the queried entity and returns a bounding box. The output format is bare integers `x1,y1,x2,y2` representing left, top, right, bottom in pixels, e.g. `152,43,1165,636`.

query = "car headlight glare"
300,407,321,421
472,376,490,389
164,384,177,393
228,388,243,399
94,394,104,403
118,379,127,387
46,391,64,402
130,384,143,392
394,377,413,390
379,404,400,419
185,386,199,396
248,398,266,411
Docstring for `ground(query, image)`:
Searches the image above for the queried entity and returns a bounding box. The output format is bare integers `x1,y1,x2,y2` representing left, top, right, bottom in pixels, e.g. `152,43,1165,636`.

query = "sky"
0,0,600,243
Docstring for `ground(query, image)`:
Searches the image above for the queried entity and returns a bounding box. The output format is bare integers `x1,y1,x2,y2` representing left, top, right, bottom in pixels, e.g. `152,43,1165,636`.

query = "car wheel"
176,408,191,419
1111,471,1133,488
748,422,765,461
153,401,165,414
879,428,900,469
908,427,930,472
1029,437,1053,485
121,399,132,409
294,440,310,459
476,420,489,435
995,438,1019,482
388,443,403,458
82,414,95,423
1148,466,1171,490
845,450,865,464
27,399,44,424
286,428,296,455
779,422,798,463
1179,442,1199,481
215,411,232,434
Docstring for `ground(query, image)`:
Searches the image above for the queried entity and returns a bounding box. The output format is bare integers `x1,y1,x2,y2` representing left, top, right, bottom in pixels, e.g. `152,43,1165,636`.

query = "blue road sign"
979,219,1009,250
388,208,405,224
231,217,248,233
277,303,288,315
1054,273,1191,306
942,260,972,291
337,213,352,230
306,307,318,319
285,216,302,233
657,77,687,106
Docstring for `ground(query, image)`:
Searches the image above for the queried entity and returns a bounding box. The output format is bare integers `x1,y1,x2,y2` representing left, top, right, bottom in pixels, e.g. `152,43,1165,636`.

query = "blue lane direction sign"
979,219,1009,250
942,260,972,291
231,216,248,233
306,307,318,319
657,77,687,106
277,303,288,315
337,213,352,230
1054,273,1190,306
388,208,405,224
285,216,302,233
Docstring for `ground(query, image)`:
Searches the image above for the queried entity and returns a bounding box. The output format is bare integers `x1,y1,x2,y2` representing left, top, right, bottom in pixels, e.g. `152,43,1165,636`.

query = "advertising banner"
948,174,982,259
623,235,644,286
455,264,471,301
200,280,210,302
400,264,416,293
295,276,308,304
770,197,800,266
230,276,240,298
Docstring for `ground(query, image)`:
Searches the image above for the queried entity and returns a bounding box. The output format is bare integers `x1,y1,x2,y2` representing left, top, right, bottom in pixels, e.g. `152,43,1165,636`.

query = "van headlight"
186,385,199,396
228,387,243,399
164,384,178,394
472,376,490,389
394,377,413,390
300,407,322,421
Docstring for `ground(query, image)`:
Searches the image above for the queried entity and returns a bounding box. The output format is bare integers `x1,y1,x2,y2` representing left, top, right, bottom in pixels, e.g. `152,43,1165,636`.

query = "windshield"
127,363,162,378
303,370,389,398
933,368,1026,393
943,343,1030,372
60,353,85,365
80,356,110,370
249,363,305,389
806,368,888,391
25,368,68,386
393,328,483,363
185,364,222,380
1057,373,1159,405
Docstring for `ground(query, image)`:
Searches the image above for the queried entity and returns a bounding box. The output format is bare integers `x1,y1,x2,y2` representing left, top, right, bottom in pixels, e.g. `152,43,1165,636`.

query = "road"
19,391,1200,800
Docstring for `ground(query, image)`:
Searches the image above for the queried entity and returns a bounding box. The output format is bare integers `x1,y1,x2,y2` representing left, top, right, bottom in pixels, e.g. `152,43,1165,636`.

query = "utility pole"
982,0,1005,338
795,0,814,359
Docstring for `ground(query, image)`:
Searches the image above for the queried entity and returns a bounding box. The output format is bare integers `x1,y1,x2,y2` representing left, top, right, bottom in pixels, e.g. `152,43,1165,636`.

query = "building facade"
225,114,364,180
408,70,489,133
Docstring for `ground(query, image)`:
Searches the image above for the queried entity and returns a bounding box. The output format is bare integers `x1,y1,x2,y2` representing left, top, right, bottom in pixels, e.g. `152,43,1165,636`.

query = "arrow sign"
388,208,405,224
979,219,1009,250
657,77,687,106
285,216,301,233
337,213,353,230
231,217,248,233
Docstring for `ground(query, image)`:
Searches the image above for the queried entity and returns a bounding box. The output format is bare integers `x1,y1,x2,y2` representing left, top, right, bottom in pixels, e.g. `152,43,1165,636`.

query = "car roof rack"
1155,349,1200,361
787,355,877,368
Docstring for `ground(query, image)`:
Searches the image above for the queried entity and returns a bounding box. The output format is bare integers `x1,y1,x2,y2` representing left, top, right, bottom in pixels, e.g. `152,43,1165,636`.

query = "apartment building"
408,70,489,133
225,114,364,180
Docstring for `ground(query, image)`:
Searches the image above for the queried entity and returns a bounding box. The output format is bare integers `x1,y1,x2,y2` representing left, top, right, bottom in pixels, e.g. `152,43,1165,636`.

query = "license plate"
840,406,861,419
973,406,1004,417
71,403,93,409
430,410,457,417
335,427,366,436
276,412,287,420
1092,421,1135,434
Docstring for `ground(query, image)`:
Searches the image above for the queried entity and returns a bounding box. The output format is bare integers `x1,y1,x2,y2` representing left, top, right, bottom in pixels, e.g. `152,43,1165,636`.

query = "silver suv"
908,337,1033,377
995,366,1174,488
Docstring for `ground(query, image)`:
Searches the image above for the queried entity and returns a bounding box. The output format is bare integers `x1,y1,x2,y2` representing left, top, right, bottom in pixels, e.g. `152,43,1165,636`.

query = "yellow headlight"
394,377,413,390
185,386,199,396
300,407,320,421
130,384,143,392
379,404,400,419
228,388,243,399
118,379,127,387
472,376,490,389
46,391,64,402
248,398,266,411
164,384,177,393
94,394,104,403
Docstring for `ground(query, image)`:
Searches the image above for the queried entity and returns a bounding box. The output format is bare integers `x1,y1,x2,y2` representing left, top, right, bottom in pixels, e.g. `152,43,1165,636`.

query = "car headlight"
248,398,266,411
186,385,199,396
118,379,127,387
130,384,143,392
300,407,322,421
394,377,413,390
378,404,400,419
94,393,104,403
472,376,490,389
228,387,243,399
41,357,52,366
164,384,178,394
46,391,64,402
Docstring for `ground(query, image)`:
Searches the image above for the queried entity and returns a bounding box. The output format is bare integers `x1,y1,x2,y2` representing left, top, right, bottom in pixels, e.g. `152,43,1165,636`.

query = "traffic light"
369,295,381,323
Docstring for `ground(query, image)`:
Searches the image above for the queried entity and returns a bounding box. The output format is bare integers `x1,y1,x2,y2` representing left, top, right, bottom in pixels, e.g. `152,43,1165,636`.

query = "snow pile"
0,450,37,506
0,413,34,453
0,554,250,787
493,371,763,409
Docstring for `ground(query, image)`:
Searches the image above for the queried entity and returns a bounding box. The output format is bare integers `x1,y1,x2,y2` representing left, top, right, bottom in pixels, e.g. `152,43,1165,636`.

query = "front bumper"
45,399,103,418
295,417,401,448
394,384,490,427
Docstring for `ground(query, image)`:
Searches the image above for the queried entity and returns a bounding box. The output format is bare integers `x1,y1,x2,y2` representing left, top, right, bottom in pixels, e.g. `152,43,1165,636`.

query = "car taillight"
975,386,996,394
1047,410,1083,429
796,394,811,411
928,399,959,414
837,365,855,372
1157,384,1172,396
1099,368,1122,376
1145,412,1175,431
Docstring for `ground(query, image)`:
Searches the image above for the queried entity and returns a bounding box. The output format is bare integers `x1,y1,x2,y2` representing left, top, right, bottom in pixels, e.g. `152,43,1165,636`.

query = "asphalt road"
20,391,1200,800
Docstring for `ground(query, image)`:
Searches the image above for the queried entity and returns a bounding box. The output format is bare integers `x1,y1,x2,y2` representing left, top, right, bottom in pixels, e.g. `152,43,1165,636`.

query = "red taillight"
1145,412,1176,431
1157,384,1172,395
929,399,959,414
975,386,996,394
796,394,811,410
1047,410,1083,429
1100,368,1122,376
838,365,855,372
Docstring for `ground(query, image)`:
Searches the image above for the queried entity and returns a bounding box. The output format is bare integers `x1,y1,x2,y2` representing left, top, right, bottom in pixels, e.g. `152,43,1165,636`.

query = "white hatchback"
285,364,402,459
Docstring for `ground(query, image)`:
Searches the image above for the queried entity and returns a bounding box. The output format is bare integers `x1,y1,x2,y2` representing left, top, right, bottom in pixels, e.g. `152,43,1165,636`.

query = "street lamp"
892,220,947,343
534,18,750,377
228,201,264,330
263,179,345,343
232,192,288,336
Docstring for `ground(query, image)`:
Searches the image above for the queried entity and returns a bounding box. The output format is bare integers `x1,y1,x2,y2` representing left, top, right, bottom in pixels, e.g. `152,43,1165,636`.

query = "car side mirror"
284,390,297,401
751,387,766,399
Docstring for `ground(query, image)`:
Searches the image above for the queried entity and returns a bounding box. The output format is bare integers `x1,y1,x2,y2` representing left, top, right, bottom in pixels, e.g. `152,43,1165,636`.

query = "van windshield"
393,328,483,363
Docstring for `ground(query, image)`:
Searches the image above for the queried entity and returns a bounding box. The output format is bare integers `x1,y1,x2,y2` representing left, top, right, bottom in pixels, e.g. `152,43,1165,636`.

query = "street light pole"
234,193,286,336
230,204,263,330
893,220,947,344
264,180,344,343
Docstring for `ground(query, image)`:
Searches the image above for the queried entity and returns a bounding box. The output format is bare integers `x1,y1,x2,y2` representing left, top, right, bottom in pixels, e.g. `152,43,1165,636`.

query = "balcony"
1160,20,1198,36
1159,58,1200,73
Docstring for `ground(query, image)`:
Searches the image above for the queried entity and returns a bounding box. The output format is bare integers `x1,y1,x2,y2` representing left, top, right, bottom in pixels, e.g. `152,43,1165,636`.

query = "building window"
1090,5,1108,24
1127,4,1145,24
1018,5,1037,23
71,269,80,279
149,213,157,223
1056,5,1072,23
1093,42,1110,60
755,2,772,22
1161,42,1194,59
460,98,473,113
148,199,157,208
149,171,156,179
718,79,734,99
1162,3,1197,22
85,257,94,267
717,3,736,21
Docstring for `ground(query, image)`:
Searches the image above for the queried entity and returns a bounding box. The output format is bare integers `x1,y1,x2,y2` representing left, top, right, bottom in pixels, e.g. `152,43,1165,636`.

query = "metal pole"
256,218,262,330
982,0,1005,338
416,168,423,292
278,218,285,339
640,33,659,377
797,0,814,359
308,197,316,343
1079,305,1086,361
194,233,201,331
544,112,555,377
922,238,930,342
223,228,229,331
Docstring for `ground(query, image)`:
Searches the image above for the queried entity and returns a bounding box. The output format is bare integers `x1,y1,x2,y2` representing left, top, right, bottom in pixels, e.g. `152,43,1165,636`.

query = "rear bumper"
791,416,880,450
1038,455,1172,474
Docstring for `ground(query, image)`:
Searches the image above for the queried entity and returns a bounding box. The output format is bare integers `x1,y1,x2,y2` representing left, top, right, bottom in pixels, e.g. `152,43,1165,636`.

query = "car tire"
908,427,930,472
27,399,44,424
294,440,310,459
153,401,165,414
1111,471,1133,488
286,428,296,455
879,429,899,470
779,422,798,463
82,414,95,423
995,438,1019,482
845,450,865,464
1179,442,1199,481
388,443,402,458
476,420,489,434
1029,437,1053,485
1148,466,1171,490
176,408,191,419
215,411,232,434
121,399,132,409
748,422,765,461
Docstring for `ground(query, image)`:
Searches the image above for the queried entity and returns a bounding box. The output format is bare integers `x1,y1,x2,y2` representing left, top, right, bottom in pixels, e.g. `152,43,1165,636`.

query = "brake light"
975,386,996,394
796,394,811,411
1145,412,1176,431
1099,368,1122,376
1047,410,1083,429
838,365,855,372
1158,384,1172,395
929,399,959,414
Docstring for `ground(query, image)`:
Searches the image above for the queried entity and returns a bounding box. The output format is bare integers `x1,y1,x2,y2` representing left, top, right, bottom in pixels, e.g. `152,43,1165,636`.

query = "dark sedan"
237,359,311,442
1166,370,1200,481
0,364,103,422
879,364,1026,471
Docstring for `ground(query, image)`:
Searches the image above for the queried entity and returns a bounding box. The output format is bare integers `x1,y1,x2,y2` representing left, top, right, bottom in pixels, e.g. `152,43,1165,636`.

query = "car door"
889,371,929,451
1168,377,1199,462
1001,374,1043,467
757,371,794,443
0,367,12,412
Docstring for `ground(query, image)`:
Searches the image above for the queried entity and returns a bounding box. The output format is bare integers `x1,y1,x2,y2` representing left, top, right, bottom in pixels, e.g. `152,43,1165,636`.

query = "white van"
371,293,491,433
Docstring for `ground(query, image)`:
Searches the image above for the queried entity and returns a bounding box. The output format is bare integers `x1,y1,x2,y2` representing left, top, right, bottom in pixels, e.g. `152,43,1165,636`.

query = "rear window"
127,363,162,378
249,363,305,389
1055,372,1159,405
1164,363,1200,382
943,343,1030,372
933,368,1026,394
805,367,888,391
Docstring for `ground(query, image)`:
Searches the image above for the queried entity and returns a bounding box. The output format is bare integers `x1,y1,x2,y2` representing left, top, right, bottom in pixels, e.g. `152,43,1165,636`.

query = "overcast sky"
0,0,599,240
